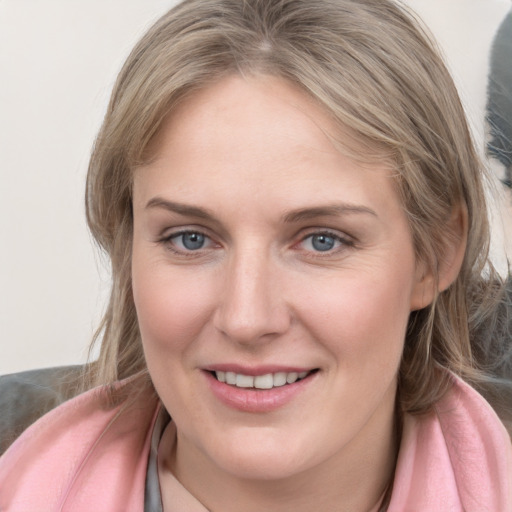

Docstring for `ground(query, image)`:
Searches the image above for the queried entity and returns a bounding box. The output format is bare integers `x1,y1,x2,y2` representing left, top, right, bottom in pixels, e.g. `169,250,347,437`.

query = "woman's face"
132,75,428,484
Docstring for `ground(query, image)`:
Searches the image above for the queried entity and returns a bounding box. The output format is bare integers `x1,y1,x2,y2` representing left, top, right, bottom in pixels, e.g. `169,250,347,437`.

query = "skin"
131,75,438,512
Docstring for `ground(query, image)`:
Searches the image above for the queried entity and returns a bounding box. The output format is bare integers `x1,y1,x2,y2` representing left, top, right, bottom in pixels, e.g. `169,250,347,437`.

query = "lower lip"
204,371,316,413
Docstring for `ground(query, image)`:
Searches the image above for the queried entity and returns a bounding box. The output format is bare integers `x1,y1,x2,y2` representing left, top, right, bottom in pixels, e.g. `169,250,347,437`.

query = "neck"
159,405,399,512
179,454,393,512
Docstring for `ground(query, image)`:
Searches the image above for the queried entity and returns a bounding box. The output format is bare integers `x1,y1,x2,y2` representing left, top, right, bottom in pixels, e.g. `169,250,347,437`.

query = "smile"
214,370,311,389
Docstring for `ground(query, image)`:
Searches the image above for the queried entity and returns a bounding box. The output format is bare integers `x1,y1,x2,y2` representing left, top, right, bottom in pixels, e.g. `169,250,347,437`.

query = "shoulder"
0,365,83,455
435,376,512,508
390,374,512,511
0,374,160,512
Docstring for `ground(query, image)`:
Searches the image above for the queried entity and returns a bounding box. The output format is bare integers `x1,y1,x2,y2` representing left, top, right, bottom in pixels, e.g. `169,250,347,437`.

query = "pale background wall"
1,0,510,375
0,0,179,374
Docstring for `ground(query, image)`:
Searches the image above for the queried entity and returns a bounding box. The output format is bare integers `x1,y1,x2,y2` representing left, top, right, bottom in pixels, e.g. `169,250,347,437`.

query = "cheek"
131,252,214,356
296,265,414,368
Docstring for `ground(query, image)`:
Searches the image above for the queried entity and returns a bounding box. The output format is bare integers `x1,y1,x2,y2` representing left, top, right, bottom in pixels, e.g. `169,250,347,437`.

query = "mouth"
209,369,318,390
204,367,319,412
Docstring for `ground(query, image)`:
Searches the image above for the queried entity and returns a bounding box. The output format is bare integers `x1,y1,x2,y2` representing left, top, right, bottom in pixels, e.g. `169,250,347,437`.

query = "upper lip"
203,364,316,376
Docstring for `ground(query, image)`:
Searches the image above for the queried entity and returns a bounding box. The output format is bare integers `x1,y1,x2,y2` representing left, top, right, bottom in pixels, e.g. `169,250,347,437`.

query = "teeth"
254,374,273,389
286,372,298,384
236,374,254,388
214,370,311,389
273,372,287,387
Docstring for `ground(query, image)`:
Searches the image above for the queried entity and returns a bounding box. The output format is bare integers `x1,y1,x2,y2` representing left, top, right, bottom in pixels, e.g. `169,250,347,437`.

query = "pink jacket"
0,375,510,511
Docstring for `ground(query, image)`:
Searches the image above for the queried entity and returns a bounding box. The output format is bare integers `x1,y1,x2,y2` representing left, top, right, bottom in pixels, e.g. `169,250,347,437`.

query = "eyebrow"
145,197,377,222
145,198,216,220
282,204,377,223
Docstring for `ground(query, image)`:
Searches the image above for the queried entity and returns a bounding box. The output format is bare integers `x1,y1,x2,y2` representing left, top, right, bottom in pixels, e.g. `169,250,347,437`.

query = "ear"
410,204,468,311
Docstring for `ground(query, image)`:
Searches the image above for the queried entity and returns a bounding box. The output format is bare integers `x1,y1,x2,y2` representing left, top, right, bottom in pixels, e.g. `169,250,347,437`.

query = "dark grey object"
487,9,512,188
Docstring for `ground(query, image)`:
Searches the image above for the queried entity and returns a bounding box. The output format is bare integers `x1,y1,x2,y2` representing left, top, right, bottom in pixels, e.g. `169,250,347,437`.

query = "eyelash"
157,228,355,257
296,230,355,256
157,230,218,257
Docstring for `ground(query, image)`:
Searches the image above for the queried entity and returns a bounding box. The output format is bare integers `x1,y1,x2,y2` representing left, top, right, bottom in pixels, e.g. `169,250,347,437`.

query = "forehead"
153,74,339,158
147,73,392,165
133,74,401,218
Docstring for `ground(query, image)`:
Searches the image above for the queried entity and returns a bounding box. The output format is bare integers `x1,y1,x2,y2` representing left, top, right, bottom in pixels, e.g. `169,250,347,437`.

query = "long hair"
85,0,511,425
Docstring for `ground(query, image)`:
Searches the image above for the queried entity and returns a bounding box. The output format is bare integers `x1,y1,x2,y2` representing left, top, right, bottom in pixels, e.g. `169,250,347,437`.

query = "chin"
219,454,309,482
201,428,319,481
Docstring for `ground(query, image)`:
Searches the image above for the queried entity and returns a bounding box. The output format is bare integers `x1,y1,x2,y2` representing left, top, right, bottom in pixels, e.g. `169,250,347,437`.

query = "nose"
213,248,291,346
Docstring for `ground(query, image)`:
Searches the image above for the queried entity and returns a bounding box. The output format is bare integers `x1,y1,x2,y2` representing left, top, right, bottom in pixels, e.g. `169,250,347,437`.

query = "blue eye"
311,234,336,251
171,231,207,251
300,232,349,253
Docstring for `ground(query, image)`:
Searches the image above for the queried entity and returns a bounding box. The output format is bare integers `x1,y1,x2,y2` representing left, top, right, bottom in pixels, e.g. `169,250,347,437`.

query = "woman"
1,0,511,510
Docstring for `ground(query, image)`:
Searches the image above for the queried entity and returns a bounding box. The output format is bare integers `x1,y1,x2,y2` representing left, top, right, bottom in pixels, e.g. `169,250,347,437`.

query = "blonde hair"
85,0,511,423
